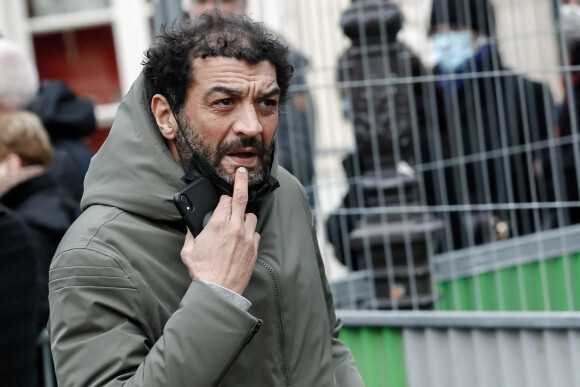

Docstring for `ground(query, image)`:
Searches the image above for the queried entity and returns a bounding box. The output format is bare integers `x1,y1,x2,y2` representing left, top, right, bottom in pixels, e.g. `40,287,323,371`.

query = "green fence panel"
437,254,580,312
522,261,546,310
341,327,407,387
480,271,502,311
546,256,569,311
500,266,523,310
459,276,478,310
570,253,580,310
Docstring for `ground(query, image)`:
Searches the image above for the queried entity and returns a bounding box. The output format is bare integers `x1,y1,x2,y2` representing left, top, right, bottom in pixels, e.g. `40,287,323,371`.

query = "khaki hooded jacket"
48,73,364,387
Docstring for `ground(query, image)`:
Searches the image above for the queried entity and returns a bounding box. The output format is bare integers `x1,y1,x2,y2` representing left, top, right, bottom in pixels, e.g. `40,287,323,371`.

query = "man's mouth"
224,148,259,168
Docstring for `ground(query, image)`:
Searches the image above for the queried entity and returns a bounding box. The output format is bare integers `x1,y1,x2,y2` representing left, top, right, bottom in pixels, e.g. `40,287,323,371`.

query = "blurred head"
429,0,495,37
0,39,39,113
429,0,495,72
561,1,580,64
0,111,53,177
190,0,247,17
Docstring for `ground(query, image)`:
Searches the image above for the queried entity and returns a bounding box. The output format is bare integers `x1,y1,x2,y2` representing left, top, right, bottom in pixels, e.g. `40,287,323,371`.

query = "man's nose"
197,0,217,13
232,104,262,137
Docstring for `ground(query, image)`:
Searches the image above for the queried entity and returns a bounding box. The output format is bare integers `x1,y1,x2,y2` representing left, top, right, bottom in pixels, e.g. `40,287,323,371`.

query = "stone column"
336,0,444,309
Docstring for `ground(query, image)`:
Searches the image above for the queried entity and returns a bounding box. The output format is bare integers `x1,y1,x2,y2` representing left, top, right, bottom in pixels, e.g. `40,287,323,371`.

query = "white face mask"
431,31,474,73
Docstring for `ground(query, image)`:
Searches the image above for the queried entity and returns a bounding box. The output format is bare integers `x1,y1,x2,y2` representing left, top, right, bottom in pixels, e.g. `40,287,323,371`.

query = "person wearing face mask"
420,0,556,251
552,0,580,224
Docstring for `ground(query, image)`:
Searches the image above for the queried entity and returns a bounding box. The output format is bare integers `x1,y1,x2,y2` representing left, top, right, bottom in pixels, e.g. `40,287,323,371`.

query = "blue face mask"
432,31,474,73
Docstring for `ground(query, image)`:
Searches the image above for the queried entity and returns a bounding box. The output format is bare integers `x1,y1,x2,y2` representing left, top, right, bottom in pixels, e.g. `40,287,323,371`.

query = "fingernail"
238,167,247,173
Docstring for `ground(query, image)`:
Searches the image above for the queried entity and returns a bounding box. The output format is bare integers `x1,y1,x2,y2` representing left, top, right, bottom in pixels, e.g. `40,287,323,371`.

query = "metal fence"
338,310,580,387
253,0,580,312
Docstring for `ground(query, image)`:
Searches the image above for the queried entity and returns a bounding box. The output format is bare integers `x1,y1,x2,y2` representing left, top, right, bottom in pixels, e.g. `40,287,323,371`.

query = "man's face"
175,57,279,186
195,0,245,15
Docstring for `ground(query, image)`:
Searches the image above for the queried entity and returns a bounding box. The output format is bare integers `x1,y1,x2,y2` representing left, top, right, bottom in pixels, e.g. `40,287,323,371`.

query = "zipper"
257,258,292,387
212,319,263,387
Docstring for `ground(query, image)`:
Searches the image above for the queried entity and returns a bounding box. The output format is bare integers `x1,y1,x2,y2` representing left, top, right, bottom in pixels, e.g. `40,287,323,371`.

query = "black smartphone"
173,176,220,237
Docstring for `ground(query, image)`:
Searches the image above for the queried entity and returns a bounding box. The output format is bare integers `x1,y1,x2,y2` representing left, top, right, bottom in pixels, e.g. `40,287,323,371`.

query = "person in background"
0,39,38,114
421,0,556,250
554,0,580,224
47,11,363,386
0,203,37,387
26,80,96,202
0,38,96,204
0,110,78,333
189,0,317,205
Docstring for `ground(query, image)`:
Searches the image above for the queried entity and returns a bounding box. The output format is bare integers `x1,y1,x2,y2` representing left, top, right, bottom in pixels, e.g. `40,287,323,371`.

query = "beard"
174,112,273,186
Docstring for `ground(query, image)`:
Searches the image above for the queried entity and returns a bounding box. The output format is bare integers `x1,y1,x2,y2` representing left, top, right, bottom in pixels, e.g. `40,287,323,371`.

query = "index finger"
231,167,249,220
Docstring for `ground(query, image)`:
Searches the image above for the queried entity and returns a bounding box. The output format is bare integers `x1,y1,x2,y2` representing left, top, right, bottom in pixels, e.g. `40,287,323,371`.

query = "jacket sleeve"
48,249,261,387
305,198,365,386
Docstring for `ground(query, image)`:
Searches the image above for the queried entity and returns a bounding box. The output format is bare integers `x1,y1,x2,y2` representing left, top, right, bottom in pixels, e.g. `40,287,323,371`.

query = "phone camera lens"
179,195,195,213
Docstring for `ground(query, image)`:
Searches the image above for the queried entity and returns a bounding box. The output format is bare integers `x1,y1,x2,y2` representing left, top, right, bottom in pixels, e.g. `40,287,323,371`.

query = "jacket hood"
27,80,96,140
81,72,279,222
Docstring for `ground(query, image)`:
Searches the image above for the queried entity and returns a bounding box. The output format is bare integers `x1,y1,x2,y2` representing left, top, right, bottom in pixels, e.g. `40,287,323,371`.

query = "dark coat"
553,44,580,224
0,204,37,387
27,80,96,202
1,173,78,332
421,44,556,250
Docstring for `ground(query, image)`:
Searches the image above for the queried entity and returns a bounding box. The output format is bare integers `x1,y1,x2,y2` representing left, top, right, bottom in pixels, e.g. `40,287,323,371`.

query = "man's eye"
259,99,278,107
216,99,233,106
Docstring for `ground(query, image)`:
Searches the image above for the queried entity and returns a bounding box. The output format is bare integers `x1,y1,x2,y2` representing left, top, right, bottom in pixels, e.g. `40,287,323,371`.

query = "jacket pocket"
213,319,263,387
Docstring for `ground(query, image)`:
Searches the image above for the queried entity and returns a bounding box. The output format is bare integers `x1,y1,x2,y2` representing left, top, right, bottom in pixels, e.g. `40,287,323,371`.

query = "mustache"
214,137,271,165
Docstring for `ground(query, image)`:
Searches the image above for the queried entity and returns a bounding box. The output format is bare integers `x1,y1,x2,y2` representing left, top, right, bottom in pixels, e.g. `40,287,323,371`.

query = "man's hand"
180,167,260,295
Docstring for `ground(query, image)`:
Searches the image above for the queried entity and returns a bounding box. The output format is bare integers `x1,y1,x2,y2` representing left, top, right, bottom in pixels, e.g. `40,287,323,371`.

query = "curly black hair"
143,10,293,114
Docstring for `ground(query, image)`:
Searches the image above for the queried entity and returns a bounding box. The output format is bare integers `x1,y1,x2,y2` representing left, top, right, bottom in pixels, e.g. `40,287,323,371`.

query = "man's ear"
151,94,178,140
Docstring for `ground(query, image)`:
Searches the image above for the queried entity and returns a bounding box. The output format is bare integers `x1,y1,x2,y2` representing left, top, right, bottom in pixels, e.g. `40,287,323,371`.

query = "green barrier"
437,253,580,311
340,327,407,387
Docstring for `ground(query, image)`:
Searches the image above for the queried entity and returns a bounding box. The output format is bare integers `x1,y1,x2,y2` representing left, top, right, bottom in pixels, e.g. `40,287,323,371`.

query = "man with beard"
47,10,363,387
188,0,317,207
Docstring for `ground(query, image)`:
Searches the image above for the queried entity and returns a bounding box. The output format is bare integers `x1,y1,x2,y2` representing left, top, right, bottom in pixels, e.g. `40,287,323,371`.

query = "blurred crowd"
0,0,579,385
327,0,580,266
0,39,95,386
